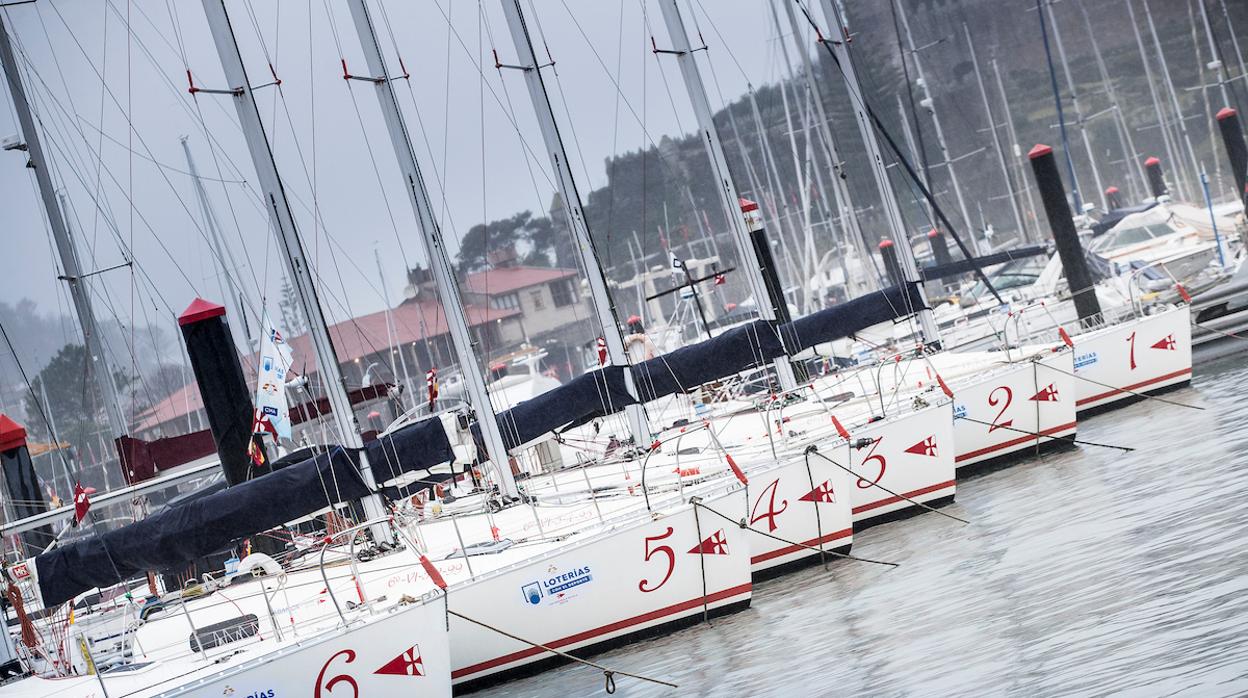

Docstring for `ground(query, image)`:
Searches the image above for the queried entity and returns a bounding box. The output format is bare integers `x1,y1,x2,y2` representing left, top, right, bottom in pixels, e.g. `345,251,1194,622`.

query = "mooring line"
1023,362,1204,410
446,609,678,693
956,416,1135,452
805,447,971,525
1193,319,1248,342
690,500,899,568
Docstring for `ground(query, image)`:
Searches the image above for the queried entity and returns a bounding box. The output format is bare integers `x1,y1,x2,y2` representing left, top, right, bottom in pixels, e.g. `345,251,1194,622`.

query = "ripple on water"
475,357,1248,697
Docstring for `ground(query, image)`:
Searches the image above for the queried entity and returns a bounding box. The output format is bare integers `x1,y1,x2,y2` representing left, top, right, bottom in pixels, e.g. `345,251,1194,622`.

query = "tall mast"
747,86,807,305
656,0,796,391
1189,0,1223,198
1198,0,1232,108
1043,0,1106,209
497,0,650,445
372,247,413,409
1125,0,1188,200
895,2,980,254
992,58,1041,233
181,136,251,349
963,23,1028,243
1075,0,1147,202
1217,0,1248,99
1035,0,1084,212
817,0,940,346
198,0,389,537
1143,0,1202,202
345,0,518,498
0,13,128,444
774,0,875,295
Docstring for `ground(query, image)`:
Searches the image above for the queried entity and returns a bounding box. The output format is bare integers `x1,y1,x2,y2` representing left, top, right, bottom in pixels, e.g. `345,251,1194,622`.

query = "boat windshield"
963,257,1047,302
1092,223,1174,252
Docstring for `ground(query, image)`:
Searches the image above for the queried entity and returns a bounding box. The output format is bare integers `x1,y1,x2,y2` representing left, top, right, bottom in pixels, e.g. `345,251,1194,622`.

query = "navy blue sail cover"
494,366,633,449
784,283,926,352
35,447,369,607
365,414,454,483
632,320,785,401
920,246,1048,281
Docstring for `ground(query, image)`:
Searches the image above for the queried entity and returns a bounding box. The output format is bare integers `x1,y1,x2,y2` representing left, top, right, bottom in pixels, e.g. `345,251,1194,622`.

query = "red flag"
375,644,425,677
1058,327,1074,348
73,482,94,524
935,372,954,398
1029,384,1060,402
1151,334,1177,351
596,337,607,366
905,436,938,457
714,273,726,286
426,367,439,409
688,529,729,555
798,480,837,504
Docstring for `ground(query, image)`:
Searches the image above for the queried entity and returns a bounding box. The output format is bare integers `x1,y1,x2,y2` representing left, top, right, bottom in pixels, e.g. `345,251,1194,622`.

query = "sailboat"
0,1,1225,696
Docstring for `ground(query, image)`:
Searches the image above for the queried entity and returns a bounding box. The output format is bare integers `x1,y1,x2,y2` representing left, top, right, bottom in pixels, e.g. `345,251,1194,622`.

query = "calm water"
477,356,1248,697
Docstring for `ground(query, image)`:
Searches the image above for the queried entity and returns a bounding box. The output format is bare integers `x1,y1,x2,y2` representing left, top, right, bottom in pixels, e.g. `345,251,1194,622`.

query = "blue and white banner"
254,316,294,441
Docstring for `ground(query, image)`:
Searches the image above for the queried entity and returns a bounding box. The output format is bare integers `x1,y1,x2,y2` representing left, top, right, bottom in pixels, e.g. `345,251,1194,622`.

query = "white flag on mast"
254,317,293,441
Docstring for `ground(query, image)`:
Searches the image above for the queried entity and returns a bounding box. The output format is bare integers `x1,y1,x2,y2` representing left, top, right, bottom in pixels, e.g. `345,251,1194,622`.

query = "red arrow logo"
1028,384,1060,402
375,644,424,677
1151,334,1176,351
905,436,938,457
798,480,837,504
688,529,730,555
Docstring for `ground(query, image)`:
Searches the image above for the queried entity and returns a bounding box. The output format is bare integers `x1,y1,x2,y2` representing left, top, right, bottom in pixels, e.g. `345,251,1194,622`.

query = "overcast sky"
0,0,795,347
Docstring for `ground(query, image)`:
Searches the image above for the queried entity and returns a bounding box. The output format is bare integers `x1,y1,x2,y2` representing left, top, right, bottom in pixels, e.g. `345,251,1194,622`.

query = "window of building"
530,289,545,311
550,278,576,307
490,293,520,310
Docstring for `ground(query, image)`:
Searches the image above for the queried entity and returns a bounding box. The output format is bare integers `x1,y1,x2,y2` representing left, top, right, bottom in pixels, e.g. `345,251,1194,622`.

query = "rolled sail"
784,283,927,353
35,446,369,607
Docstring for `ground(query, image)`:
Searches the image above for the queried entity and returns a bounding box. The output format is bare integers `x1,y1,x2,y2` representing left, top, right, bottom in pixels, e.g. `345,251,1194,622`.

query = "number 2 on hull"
988,386,1014,433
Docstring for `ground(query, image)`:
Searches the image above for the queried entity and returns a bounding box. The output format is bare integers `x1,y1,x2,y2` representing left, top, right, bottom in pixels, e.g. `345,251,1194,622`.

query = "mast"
1125,0,1188,201
345,0,519,498
1043,0,1106,210
1076,0,1147,202
816,0,940,346
775,0,875,295
1217,0,1248,101
181,136,251,349
198,0,389,538
992,58,1041,234
372,247,413,409
964,23,1028,243
895,1,980,254
497,0,650,446
1035,0,1084,213
1198,0,1232,108
0,14,128,444
1143,0,1203,203
746,87,806,306
1189,0,1223,198
656,0,797,391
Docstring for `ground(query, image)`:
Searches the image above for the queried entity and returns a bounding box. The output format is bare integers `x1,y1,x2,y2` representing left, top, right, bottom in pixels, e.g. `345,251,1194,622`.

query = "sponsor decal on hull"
522,565,595,607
